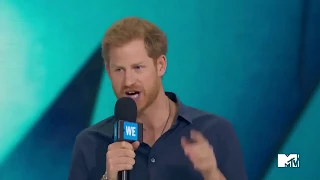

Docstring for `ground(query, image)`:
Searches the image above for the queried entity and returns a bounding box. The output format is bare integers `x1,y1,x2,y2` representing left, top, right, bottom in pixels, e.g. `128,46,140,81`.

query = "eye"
115,68,123,72
134,65,143,70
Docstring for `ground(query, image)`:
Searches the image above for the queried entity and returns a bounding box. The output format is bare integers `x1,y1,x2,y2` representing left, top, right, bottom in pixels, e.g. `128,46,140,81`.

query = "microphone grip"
118,170,129,180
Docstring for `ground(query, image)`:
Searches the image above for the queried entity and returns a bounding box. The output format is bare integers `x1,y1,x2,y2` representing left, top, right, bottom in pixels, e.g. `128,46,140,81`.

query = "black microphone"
113,97,143,180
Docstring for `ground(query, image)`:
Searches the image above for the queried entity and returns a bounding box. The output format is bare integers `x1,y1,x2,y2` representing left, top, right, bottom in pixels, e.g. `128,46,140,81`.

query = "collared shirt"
68,92,247,180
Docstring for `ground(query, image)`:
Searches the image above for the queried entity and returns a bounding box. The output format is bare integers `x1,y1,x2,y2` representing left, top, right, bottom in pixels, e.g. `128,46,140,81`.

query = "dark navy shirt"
68,92,247,180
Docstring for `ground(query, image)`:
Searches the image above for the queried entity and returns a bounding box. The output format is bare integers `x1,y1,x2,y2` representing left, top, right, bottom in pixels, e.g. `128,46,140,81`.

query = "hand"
106,141,140,180
181,130,220,179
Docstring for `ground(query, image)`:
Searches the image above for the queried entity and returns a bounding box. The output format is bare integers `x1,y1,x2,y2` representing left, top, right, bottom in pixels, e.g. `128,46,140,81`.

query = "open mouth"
125,91,140,99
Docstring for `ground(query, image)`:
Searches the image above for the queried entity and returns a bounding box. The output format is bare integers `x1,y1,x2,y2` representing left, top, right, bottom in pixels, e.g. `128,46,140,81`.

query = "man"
68,17,247,180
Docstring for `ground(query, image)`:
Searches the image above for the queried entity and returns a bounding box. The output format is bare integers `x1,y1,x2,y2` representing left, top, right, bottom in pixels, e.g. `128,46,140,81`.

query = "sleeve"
206,119,248,180
68,133,89,180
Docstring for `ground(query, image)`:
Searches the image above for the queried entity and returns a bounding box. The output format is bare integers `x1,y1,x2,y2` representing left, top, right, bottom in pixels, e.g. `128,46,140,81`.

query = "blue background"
0,0,319,179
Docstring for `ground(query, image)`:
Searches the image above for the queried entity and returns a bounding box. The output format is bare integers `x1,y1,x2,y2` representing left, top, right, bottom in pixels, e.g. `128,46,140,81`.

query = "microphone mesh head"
114,97,137,122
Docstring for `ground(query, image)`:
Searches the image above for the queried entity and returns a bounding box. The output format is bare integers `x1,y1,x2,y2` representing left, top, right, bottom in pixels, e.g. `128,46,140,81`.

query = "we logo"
123,121,138,141
125,125,136,137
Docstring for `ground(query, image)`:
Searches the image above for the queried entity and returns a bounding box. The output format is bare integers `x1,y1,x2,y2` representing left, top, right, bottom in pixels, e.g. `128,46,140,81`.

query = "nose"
124,70,136,87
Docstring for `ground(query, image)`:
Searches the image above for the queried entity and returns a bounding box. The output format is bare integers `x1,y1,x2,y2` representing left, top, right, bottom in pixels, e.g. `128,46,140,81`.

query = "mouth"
125,91,141,99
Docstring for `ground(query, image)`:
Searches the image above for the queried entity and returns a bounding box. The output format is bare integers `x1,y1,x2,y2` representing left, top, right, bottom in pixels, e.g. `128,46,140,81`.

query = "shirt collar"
165,92,194,124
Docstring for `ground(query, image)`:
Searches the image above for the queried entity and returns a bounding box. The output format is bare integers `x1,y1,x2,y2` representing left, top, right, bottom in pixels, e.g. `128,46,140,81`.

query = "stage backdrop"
0,0,319,179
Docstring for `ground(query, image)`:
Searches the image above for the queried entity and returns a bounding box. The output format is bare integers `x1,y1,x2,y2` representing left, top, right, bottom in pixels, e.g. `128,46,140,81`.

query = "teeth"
125,91,139,99
129,93,139,99
126,91,137,95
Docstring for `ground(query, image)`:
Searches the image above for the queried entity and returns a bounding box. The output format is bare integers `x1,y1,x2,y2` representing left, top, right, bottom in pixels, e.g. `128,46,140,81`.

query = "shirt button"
150,158,156,163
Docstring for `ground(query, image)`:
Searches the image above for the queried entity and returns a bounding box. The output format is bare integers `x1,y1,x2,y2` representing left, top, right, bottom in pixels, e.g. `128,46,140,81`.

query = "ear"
105,64,111,77
156,55,167,77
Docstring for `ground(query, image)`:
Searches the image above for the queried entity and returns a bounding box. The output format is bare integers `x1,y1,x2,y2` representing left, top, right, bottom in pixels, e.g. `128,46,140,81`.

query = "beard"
112,79,161,117
137,81,160,116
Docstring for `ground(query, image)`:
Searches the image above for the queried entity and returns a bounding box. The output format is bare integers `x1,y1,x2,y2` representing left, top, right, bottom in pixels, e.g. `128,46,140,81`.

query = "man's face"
107,39,166,114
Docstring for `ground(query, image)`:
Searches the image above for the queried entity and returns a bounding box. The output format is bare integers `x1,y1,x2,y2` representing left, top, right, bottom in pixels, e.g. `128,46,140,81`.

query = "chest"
89,123,207,180
129,135,203,180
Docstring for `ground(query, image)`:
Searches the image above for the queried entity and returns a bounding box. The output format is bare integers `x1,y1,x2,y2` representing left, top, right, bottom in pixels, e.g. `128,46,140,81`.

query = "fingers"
108,141,134,151
181,130,208,154
109,157,135,165
132,141,140,150
182,138,214,173
107,149,136,159
190,130,207,143
106,149,136,171
106,141,139,177
181,136,189,149
181,129,213,161
107,162,135,172
181,130,217,177
182,140,212,158
107,156,135,171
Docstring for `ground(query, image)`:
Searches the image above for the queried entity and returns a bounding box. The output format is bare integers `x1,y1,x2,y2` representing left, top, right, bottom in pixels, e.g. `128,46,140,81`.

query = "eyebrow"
109,64,121,69
132,61,145,66
110,61,145,68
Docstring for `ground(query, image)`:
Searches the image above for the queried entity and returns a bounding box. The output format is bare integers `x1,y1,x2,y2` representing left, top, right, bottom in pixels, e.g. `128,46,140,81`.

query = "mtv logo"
278,154,300,168
123,121,138,141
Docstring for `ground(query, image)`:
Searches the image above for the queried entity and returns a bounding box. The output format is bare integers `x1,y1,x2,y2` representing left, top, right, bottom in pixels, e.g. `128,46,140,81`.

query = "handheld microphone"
113,97,143,180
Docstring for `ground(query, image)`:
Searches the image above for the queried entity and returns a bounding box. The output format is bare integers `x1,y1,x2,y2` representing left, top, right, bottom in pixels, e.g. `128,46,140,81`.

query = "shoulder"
184,106,243,152
179,104,247,179
181,105,235,135
69,117,116,179
74,116,116,148
181,105,240,147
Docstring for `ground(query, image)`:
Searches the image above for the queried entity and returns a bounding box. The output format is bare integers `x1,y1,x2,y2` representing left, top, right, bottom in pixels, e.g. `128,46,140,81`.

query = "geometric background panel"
0,0,112,164
0,48,104,180
264,83,320,179
263,0,320,178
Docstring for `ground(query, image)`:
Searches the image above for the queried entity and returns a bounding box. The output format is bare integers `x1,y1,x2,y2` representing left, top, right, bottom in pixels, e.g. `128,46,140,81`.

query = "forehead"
109,40,151,66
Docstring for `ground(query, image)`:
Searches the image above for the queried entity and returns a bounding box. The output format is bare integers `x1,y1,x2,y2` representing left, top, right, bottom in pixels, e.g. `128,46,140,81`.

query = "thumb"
132,141,140,150
181,136,190,149
181,136,193,155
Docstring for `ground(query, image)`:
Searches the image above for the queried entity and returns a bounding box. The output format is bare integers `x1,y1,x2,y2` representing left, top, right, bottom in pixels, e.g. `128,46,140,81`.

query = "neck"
137,88,170,132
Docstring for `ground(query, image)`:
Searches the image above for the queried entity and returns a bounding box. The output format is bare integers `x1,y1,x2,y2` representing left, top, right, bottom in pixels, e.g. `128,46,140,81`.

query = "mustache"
122,87,142,92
